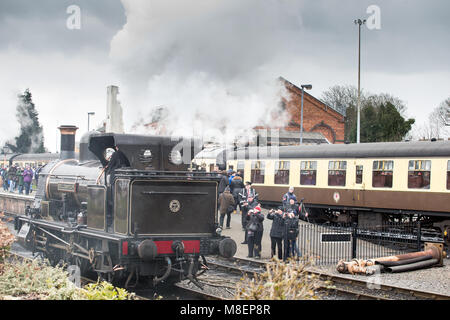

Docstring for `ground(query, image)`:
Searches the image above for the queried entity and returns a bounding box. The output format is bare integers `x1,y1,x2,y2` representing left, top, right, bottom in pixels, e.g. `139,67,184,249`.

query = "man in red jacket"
246,204,264,259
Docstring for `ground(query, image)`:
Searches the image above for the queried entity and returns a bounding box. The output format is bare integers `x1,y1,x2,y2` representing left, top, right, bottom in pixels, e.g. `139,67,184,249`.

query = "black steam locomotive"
14,126,236,288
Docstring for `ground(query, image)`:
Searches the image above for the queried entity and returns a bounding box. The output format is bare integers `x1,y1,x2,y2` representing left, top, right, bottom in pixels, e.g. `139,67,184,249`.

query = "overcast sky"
0,0,449,152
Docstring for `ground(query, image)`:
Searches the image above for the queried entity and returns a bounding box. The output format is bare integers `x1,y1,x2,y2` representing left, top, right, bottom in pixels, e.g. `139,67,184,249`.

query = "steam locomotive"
14,126,236,288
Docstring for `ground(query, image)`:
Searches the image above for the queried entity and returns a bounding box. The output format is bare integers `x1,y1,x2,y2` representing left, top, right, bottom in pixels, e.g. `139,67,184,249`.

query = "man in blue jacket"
282,186,297,206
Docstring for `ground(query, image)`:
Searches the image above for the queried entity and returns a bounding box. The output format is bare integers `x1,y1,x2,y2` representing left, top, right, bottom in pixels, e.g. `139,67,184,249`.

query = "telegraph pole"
354,19,366,144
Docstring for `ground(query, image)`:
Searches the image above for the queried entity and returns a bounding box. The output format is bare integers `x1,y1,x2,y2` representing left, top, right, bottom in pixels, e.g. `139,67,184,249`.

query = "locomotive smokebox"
58,125,78,160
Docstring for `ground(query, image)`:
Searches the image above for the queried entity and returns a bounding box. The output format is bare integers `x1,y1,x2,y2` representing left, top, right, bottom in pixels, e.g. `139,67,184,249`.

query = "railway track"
204,256,390,300
6,248,226,300
3,209,448,300
206,256,450,300
173,283,225,300
5,248,449,300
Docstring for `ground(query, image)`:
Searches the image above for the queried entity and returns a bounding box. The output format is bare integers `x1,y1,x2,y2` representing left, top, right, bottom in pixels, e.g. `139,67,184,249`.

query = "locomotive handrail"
142,191,209,196
113,169,223,181
45,174,89,180
114,174,222,181
114,169,221,175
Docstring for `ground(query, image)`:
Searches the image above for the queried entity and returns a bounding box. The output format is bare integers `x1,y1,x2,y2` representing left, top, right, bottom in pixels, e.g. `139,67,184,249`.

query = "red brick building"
256,77,345,144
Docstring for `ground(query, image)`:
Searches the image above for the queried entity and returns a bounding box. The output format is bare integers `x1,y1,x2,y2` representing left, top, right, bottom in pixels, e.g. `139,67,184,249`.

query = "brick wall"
281,78,345,144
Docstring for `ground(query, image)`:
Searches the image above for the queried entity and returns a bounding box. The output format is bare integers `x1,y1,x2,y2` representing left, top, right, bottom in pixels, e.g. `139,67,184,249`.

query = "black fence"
296,221,443,266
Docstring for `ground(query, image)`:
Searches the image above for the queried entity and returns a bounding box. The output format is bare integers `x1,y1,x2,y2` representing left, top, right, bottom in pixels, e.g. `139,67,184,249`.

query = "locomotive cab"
16,131,236,288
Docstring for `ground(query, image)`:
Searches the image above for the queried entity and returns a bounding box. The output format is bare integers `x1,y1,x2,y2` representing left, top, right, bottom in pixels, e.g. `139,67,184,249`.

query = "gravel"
312,258,450,297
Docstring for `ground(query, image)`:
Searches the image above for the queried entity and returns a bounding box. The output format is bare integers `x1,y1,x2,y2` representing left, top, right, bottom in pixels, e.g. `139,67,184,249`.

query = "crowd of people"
216,168,308,261
0,164,41,195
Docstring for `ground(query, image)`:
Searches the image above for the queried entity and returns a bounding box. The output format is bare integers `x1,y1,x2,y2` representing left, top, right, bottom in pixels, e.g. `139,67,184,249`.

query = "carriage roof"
218,140,450,160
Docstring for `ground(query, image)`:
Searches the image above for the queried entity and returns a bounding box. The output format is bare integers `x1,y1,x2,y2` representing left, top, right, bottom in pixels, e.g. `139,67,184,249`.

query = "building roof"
254,129,330,145
194,147,232,160
13,153,60,161
279,76,346,118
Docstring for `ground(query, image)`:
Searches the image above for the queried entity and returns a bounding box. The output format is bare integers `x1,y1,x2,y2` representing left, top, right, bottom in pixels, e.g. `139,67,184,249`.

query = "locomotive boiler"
15,126,237,288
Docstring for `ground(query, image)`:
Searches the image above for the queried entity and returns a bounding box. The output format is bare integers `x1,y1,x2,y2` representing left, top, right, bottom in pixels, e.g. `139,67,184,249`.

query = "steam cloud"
110,0,306,144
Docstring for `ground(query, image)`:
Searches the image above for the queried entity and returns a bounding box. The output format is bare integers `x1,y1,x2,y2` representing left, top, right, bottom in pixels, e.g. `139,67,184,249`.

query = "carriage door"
354,164,364,205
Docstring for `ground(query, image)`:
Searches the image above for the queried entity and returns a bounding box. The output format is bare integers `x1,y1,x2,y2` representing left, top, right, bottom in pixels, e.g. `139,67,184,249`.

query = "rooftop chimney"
105,85,124,134
58,125,78,160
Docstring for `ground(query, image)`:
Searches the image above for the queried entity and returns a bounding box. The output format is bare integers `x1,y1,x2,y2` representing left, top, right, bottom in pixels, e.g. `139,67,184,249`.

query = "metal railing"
294,221,443,266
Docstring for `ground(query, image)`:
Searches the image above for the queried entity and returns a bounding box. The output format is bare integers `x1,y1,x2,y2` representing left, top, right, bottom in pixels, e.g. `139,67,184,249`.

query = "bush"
0,258,136,300
234,258,323,300
0,258,83,300
0,218,15,264
81,281,135,300
0,219,135,300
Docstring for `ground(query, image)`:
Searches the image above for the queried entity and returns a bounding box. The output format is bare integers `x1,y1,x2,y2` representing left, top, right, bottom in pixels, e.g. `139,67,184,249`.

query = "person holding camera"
267,207,285,260
238,181,258,244
246,204,264,258
283,198,299,216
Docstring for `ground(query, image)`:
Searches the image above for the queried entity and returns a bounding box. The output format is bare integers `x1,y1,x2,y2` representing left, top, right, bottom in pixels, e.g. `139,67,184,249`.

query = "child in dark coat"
267,207,285,260
246,204,264,258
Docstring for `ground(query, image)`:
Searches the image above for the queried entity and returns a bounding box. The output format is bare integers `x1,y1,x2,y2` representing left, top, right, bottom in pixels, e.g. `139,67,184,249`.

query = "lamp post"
2,146,11,168
87,112,95,132
354,18,366,144
300,84,312,144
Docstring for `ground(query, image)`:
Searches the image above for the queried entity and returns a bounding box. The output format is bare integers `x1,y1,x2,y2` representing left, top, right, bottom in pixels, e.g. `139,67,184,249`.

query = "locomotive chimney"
58,125,78,160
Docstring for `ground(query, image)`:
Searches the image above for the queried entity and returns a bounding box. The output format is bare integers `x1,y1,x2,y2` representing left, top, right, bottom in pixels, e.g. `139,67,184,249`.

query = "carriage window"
356,165,363,184
447,161,450,190
274,161,290,185
328,161,347,186
372,160,394,188
300,161,317,186
251,161,265,184
227,165,234,171
408,160,431,189
237,161,245,179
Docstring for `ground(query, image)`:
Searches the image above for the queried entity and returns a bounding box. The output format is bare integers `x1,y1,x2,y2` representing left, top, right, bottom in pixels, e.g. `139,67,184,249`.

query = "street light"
87,112,95,132
354,18,366,144
2,146,11,167
300,84,312,144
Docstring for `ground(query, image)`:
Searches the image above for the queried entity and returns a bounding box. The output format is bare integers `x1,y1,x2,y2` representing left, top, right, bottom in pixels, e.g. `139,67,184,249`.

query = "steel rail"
174,283,225,300
205,257,390,300
209,256,450,300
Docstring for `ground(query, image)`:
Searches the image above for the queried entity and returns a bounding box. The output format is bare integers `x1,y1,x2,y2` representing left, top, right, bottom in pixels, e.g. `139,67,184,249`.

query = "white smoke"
15,93,45,153
110,0,305,143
